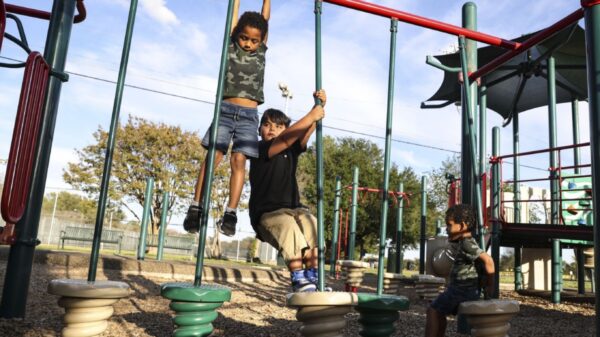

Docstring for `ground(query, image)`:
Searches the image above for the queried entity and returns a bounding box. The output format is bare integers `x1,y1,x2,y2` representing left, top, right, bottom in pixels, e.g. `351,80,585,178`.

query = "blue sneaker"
291,270,317,293
305,268,332,292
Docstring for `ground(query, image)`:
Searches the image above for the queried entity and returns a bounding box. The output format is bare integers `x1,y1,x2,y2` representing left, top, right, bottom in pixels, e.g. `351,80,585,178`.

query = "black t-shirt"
249,139,306,234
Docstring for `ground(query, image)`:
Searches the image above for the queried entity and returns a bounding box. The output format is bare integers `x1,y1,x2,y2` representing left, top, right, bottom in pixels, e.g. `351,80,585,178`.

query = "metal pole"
582,3,600,330
47,192,58,244
157,192,169,261
137,177,153,260
547,56,561,304
348,166,359,260
514,246,523,290
330,176,342,277
314,0,325,292
195,0,235,287
435,219,442,236
513,108,521,225
491,127,501,298
375,18,398,296
88,0,139,281
478,84,487,249
572,98,586,294
420,176,427,275
0,0,75,318
236,239,240,261
395,182,404,274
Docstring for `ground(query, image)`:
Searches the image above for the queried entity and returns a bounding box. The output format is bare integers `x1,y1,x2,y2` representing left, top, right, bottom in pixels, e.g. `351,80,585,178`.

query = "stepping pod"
161,283,231,337
413,274,445,301
287,291,357,337
337,260,370,291
47,279,130,337
458,299,520,337
355,293,409,337
383,272,403,295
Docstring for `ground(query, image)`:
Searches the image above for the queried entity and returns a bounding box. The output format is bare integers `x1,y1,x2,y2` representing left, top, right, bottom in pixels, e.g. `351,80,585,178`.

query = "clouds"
141,0,179,26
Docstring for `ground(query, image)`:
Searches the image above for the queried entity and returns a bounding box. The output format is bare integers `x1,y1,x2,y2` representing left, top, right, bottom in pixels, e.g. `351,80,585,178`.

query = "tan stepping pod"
48,279,130,337
584,248,594,268
458,299,520,337
337,260,370,288
413,274,446,300
287,291,358,337
383,272,404,294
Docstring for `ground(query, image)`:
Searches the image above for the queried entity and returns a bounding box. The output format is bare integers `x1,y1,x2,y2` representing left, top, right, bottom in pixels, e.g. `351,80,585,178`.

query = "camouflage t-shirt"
222,38,267,104
448,236,483,288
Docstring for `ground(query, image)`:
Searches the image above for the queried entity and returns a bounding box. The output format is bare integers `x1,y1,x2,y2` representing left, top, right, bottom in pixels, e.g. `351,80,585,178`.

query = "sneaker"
305,268,333,291
183,205,203,233
291,270,317,293
218,211,237,237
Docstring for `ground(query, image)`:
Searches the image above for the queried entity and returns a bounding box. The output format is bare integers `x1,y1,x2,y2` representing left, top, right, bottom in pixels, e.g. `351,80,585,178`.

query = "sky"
0,0,588,258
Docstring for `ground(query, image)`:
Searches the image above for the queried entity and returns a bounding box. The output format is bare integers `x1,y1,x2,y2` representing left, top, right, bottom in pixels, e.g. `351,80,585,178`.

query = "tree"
63,116,237,234
427,154,461,213
298,136,439,258
41,191,125,225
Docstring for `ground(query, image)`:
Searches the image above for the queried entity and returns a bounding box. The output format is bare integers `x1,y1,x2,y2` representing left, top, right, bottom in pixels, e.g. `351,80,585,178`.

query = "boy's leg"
184,151,224,233
218,152,247,236
425,306,446,337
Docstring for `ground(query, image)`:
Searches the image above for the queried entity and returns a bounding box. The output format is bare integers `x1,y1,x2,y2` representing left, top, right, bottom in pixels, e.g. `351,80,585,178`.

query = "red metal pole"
322,0,519,49
470,8,584,81
5,0,86,23
0,0,5,52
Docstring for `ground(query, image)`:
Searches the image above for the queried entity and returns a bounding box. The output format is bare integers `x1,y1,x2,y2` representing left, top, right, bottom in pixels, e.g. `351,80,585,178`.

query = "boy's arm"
262,0,271,44
299,90,326,148
230,0,240,35
478,252,495,298
268,104,324,158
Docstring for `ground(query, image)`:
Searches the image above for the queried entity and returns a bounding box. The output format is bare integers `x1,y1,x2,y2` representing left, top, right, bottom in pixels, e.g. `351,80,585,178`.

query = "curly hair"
445,204,475,230
260,109,290,132
231,11,269,41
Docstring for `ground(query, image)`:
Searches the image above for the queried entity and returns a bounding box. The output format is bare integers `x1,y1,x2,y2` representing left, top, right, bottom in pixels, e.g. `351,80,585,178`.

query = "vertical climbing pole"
157,192,169,261
314,0,325,291
478,84,486,249
348,166,359,260
512,90,524,291
491,127,501,298
419,176,427,274
0,0,5,51
582,2,600,331
88,0,139,280
330,176,342,277
547,55,562,304
160,1,234,335
137,178,154,261
573,99,586,294
0,0,76,318
460,2,478,209
395,182,404,273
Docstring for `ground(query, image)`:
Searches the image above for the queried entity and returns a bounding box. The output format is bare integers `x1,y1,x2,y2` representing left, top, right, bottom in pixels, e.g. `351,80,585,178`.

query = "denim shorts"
430,284,480,316
201,101,259,158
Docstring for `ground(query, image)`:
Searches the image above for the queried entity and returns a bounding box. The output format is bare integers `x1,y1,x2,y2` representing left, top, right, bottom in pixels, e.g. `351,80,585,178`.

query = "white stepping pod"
337,260,370,288
48,279,130,337
287,291,358,337
458,299,520,337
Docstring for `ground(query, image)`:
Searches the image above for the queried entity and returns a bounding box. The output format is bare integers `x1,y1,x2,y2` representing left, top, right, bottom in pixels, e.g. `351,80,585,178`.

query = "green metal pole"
478,85,487,248
582,3,600,332
195,0,235,287
419,176,427,275
572,99,586,294
0,0,75,318
547,56,561,304
375,18,398,296
88,0,139,281
458,36,485,247
460,2,478,206
314,0,325,292
157,192,169,261
395,182,404,274
513,108,521,225
348,166,359,260
137,178,154,260
330,177,342,277
491,127,501,298
514,246,523,290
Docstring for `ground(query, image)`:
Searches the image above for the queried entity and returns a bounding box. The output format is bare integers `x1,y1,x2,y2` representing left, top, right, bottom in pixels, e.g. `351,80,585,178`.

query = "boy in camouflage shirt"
184,0,270,237
425,204,495,337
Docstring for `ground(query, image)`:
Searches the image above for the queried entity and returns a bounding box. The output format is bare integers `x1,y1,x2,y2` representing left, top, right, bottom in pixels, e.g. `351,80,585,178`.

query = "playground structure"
7,0,600,336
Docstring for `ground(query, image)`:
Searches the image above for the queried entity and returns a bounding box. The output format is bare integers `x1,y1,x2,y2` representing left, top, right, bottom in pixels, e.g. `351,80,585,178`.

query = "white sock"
225,207,237,213
191,200,200,207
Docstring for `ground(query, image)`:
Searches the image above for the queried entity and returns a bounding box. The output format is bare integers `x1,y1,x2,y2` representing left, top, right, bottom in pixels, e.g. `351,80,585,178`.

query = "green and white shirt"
223,39,267,104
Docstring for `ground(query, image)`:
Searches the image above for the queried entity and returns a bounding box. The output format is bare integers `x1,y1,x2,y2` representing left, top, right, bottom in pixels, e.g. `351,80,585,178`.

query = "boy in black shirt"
249,90,325,292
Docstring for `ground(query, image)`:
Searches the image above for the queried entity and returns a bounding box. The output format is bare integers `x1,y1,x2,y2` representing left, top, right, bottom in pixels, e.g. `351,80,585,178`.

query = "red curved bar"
582,0,600,8
1,52,49,226
323,0,519,50
5,0,86,23
0,0,5,52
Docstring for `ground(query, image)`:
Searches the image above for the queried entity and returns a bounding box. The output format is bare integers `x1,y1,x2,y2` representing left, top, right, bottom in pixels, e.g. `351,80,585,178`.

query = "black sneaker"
183,205,202,233
218,211,237,237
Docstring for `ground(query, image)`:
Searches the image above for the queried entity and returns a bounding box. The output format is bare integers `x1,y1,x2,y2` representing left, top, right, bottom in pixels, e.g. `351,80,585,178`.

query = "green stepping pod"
355,293,409,337
161,283,232,337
